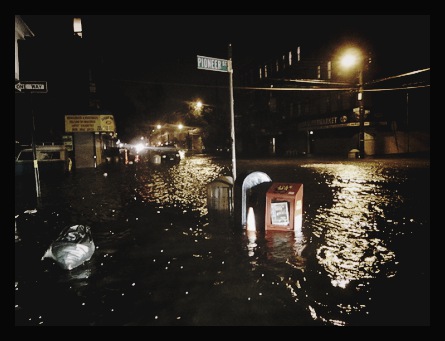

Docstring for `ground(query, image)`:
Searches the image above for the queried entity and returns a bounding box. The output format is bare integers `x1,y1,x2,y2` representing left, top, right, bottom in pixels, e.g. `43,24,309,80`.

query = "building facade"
15,15,34,81
15,16,118,168
236,44,430,157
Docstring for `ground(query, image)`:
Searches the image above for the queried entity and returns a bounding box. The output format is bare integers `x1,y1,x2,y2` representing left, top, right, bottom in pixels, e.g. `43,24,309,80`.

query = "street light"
340,48,365,158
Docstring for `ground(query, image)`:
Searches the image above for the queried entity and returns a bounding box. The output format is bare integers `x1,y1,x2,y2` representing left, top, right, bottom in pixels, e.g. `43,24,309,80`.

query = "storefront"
65,114,117,168
296,111,388,156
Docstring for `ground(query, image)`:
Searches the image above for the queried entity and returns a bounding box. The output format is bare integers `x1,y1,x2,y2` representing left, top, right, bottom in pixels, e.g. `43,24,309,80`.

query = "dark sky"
16,14,430,142
20,14,430,78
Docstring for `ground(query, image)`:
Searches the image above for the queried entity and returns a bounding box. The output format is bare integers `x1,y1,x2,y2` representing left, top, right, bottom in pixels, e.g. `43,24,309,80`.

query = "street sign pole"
196,53,236,181
30,97,41,199
15,80,48,200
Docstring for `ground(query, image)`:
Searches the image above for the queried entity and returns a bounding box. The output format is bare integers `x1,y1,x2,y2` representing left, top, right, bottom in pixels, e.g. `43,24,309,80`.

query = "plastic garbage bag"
42,225,95,270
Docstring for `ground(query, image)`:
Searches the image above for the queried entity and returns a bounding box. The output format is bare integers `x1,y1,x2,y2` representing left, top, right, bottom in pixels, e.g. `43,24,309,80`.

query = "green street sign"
197,55,229,72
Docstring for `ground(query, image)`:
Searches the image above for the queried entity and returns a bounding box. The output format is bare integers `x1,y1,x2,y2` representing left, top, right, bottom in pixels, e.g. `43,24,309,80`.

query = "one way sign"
15,81,48,93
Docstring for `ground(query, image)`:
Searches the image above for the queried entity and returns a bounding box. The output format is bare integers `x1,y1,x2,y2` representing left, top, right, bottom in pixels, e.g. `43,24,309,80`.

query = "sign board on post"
62,135,73,152
197,55,229,73
15,81,48,93
65,115,116,133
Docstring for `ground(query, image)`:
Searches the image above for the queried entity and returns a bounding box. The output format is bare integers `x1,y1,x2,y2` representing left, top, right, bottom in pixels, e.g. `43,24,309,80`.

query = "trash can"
348,149,359,159
207,176,234,213
151,154,162,165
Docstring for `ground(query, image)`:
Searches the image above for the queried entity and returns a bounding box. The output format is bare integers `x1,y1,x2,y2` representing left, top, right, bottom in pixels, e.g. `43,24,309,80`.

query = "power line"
235,84,430,91
236,86,356,91
364,84,430,92
270,78,351,86
113,66,430,93
366,68,430,85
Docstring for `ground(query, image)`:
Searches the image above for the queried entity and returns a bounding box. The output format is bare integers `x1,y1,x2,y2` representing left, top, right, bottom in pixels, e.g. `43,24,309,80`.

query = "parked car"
148,146,181,164
15,145,71,177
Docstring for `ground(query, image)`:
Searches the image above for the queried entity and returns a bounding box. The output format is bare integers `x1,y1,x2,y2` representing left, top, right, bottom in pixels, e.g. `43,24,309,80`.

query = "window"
326,96,331,114
270,202,290,226
317,65,321,79
259,67,262,79
18,151,33,161
40,152,51,160
297,46,301,62
276,60,279,72
38,151,60,160
289,51,292,65
264,65,268,78
73,18,82,38
327,61,332,80
269,96,277,113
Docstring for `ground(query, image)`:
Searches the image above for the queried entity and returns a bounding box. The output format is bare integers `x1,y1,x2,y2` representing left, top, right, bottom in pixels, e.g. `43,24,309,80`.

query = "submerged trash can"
207,176,234,213
348,149,359,159
151,154,162,165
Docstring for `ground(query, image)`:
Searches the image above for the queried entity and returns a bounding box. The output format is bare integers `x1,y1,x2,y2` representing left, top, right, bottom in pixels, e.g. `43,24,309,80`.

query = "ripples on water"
304,163,397,287
297,161,429,325
136,157,229,216
15,157,429,325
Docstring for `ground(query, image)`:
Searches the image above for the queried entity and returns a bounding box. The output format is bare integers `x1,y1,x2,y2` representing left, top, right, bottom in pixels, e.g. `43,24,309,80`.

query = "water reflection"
136,157,230,217
247,231,257,257
302,163,396,288
298,163,399,323
265,229,307,268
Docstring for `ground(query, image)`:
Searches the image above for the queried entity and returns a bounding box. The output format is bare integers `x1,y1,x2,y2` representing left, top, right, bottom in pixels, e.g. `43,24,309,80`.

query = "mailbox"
234,171,272,228
265,183,303,231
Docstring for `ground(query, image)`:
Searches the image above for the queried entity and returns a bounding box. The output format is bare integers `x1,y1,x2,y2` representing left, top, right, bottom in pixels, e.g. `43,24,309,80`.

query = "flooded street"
15,155,430,326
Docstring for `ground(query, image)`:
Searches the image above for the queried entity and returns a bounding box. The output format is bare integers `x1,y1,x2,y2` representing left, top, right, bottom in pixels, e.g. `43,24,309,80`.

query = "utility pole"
228,43,236,180
358,67,365,158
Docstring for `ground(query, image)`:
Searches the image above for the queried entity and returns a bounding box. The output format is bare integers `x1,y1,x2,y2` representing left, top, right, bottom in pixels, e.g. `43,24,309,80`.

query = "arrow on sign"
15,83,24,92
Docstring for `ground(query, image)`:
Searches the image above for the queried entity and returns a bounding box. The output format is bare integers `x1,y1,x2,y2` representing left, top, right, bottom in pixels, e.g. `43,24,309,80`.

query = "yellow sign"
65,115,116,133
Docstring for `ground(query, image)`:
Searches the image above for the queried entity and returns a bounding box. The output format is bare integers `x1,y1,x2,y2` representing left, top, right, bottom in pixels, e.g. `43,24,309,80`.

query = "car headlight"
162,155,166,158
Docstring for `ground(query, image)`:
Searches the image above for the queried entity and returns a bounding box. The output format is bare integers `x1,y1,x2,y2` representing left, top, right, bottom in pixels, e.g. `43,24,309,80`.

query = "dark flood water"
15,155,430,326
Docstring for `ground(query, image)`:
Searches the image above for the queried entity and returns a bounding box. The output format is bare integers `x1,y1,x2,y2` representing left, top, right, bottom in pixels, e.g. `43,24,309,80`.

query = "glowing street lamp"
195,101,203,110
340,48,365,158
340,53,358,69
178,123,183,130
